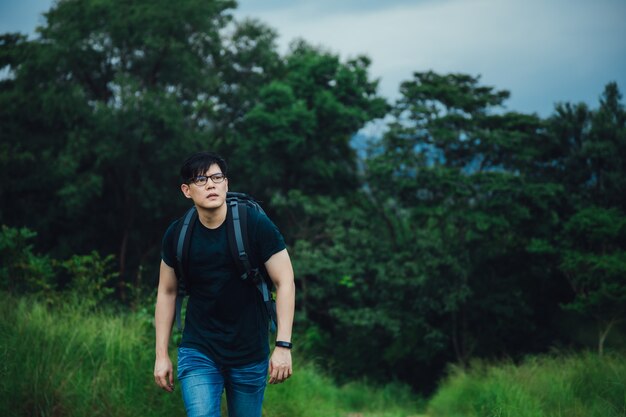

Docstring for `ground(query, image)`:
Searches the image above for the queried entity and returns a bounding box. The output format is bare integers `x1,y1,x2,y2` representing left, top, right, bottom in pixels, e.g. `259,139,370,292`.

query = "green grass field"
2,292,624,417
427,351,626,417
0,293,421,417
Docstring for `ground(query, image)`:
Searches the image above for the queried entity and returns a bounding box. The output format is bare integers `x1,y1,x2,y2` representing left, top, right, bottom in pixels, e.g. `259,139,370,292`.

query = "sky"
2,0,625,117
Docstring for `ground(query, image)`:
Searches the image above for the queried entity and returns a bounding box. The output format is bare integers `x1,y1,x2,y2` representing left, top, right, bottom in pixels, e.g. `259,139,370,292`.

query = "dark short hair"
180,151,228,183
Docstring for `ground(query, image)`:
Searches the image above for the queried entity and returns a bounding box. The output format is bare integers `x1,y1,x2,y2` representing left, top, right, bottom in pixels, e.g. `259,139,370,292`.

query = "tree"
364,71,559,367
228,41,388,205
0,0,248,298
274,71,569,391
535,83,626,354
559,207,626,355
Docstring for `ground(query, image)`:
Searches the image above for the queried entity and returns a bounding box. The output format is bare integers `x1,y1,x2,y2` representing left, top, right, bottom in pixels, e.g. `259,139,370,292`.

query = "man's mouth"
207,193,219,198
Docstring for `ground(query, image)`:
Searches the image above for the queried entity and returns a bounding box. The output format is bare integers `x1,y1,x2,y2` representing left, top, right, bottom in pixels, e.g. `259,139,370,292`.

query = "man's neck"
197,203,227,229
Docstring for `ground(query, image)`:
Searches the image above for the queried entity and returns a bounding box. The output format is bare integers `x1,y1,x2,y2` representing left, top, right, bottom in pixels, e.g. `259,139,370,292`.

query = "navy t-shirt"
161,207,286,366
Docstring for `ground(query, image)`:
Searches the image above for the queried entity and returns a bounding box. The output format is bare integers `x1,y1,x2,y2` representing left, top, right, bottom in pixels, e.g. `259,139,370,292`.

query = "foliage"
0,0,386,302
361,72,558,372
530,84,626,355
428,351,626,417
0,225,55,297
228,41,388,204
1,0,626,394
265,76,626,391
556,207,626,355
0,0,240,298
62,251,118,309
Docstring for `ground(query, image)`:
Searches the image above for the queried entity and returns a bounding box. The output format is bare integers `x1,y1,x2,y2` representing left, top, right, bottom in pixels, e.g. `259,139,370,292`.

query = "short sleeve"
253,211,286,263
161,220,179,268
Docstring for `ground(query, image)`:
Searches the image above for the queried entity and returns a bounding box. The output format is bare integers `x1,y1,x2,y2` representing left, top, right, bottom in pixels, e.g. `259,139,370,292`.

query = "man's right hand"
154,356,175,392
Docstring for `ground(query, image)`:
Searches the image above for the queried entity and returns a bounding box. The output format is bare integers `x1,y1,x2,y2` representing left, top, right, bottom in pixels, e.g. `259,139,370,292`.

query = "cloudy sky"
2,0,625,117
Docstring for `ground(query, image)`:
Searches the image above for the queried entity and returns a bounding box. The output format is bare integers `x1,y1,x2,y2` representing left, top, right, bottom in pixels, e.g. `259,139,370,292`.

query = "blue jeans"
177,347,268,417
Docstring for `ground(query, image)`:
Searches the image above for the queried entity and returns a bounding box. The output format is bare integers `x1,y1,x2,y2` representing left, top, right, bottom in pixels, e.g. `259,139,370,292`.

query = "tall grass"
264,368,422,417
0,293,183,417
0,293,422,417
428,351,626,417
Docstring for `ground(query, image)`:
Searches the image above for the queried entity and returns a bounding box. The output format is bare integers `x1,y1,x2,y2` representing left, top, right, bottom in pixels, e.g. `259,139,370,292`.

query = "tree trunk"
131,243,158,310
118,189,136,303
118,228,129,302
451,310,466,368
598,319,617,356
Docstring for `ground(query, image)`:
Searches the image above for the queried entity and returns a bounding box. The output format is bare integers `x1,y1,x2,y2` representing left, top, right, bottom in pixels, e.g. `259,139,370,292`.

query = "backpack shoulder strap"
173,205,197,331
226,193,277,332
227,198,253,279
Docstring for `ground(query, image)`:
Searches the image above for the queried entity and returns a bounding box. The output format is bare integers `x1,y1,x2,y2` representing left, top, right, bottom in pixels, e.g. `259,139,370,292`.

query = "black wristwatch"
275,341,293,349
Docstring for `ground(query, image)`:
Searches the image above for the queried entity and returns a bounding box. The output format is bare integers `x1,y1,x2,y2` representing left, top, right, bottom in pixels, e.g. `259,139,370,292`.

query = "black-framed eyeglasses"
189,173,226,186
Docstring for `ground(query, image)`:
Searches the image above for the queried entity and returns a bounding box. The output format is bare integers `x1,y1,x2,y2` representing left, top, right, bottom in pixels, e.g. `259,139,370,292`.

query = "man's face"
181,163,229,211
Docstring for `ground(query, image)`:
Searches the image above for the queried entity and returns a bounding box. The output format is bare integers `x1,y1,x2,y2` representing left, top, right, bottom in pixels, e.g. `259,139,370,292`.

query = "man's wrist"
275,340,293,349
155,347,170,359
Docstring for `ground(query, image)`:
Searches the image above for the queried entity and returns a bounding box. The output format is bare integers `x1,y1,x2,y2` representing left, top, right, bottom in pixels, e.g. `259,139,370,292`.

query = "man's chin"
200,200,224,210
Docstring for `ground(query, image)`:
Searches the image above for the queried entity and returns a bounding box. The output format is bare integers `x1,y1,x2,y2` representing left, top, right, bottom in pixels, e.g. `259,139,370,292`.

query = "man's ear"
181,183,192,199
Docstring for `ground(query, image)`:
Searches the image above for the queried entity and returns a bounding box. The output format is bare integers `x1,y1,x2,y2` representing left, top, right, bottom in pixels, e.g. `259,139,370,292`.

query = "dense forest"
1,0,625,392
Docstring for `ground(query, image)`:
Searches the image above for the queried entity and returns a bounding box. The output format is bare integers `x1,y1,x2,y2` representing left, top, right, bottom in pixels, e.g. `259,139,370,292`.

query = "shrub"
62,251,117,309
0,225,56,296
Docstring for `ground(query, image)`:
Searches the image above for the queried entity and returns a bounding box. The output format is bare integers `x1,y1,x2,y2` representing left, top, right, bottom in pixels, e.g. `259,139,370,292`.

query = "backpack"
172,191,277,333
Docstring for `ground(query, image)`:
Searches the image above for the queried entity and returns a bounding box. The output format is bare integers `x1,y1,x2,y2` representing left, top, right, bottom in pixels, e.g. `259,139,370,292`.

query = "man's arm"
265,248,295,384
154,260,178,393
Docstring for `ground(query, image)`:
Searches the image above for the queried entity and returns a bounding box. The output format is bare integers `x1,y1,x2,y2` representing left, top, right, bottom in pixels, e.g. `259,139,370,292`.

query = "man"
154,151,295,417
